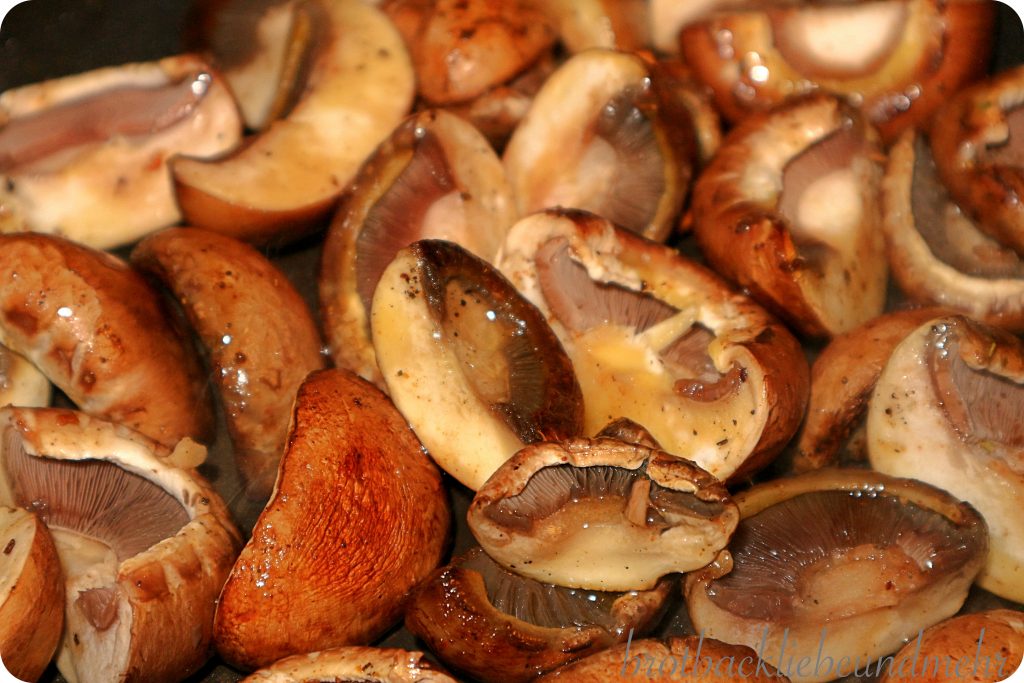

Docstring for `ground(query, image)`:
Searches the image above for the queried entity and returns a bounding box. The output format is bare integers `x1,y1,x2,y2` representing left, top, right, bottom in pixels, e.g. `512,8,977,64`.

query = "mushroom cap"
239,647,460,683
541,0,649,53
0,406,242,683
0,344,50,409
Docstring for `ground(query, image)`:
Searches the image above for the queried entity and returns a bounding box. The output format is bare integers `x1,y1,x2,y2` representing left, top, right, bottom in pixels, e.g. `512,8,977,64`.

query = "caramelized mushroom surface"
0,344,50,410
240,647,459,683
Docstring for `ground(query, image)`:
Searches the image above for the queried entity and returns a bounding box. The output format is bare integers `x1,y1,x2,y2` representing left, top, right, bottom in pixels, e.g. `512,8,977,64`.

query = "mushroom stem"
625,477,651,528
638,310,697,353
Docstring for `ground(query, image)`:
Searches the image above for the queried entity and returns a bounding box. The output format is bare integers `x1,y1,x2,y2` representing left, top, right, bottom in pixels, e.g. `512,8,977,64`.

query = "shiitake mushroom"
239,647,460,683
0,344,49,410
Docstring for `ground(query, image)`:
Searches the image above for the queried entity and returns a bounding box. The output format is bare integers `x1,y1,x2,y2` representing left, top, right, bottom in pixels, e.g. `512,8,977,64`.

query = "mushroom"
172,0,414,245
867,314,1024,603
648,0,741,55
542,0,649,53
319,109,516,387
0,506,63,682
678,0,995,143
240,647,460,683
496,209,808,482
468,437,738,591
371,239,583,490
0,54,242,250
0,233,213,447
404,546,672,683
503,49,696,242
0,344,50,409
214,369,450,672
685,469,989,683
132,227,325,501
0,406,242,683
883,129,1024,331
692,93,887,338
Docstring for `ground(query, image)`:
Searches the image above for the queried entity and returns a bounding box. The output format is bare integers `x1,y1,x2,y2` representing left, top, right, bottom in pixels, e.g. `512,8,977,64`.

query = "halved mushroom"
930,65,1024,257
679,0,995,143
0,344,50,409
0,506,63,682
469,437,738,591
0,54,242,250
215,370,450,672
692,93,887,338
867,315,1024,603
542,0,649,53
404,546,672,683
883,130,1024,331
240,647,459,683
0,233,213,447
497,210,808,482
0,406,242,683
502,49,696,242
371,239,583,490
172,0,414,245
685,469,988,683
319,109,516,387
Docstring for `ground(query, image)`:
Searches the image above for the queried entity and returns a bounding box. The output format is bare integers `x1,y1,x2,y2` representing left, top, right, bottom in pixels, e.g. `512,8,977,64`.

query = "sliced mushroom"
215,370,450,672
0,506,63,683
685,469,988,683
0,54,242,250
319,109,516,387
884,130,1024,331
679,0,995,142
867,315,1024,603
172,0,414,245
0,406,242,683
240,647,459,683
0,233,213,447
371,239,583,490
503,49,696,242
405,546,672,683
542,0,649,53
0,344,50,409
469,437,738,591
692,94,887,338
497,210,808,482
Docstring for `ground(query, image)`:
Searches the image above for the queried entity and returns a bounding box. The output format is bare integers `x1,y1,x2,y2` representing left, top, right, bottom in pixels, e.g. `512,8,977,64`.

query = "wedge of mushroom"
0,344,50,409
240,647,460,683
0,233,213,447
405,546,672,683
867,315,1024,603
692,94,887,338
0,506,63,683
0,406,242,683
372,239,583,490
679,0,994,143
685,468,988,683
172,0,414,245
0,54,242,250
319,109,516,387
497,209,808,482
503,49,696,242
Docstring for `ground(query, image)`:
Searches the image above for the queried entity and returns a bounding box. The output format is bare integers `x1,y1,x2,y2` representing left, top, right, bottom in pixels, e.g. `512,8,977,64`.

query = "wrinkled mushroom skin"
868,315,1024,602
214,370,450,672
319,109,516,388
132,227,325,500
692,94,887,338
0,54,243,250
930,65,1024,257
0,344,50,409
0,234,213,448
172,0,415,246
679,0,994,143
239,647,460,683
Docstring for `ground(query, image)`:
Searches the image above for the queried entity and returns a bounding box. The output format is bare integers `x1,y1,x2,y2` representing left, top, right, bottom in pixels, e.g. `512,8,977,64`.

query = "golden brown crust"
239,647,460,683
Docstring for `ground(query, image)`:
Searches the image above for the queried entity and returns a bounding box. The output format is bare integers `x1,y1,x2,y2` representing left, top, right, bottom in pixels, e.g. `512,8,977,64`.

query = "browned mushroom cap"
538,636,788,682
371,239,583,490
0,344,50,409
648,57,722,170
0,506,63,682
497,209,808,482
320,109,516,387
692,93,887,338
503,49,696,242
930,65,1024,258
542,0,649,53
883,130,1024,331
867,315,1024,603
405,546,673,683
469,437,737,591
215,370,450,672
0,233,213,447
878,610,1024,683
0,406,242,683
678,0,994,143
685,469,988,683
240,647,460,683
